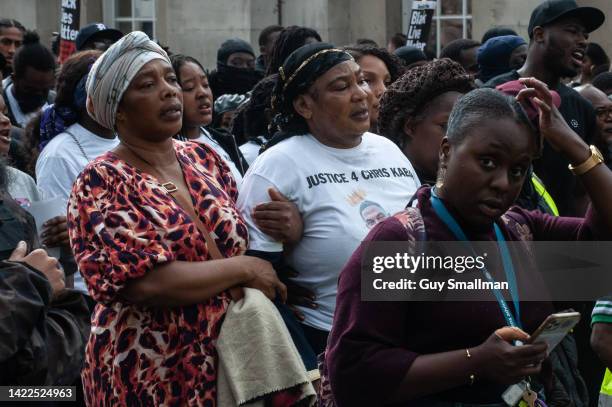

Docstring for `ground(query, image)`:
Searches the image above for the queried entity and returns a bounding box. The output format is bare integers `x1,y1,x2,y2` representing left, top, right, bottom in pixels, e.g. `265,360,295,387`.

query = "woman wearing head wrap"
67,32,287,406
477,35,527,84
207,38,263,101
237,42,420,355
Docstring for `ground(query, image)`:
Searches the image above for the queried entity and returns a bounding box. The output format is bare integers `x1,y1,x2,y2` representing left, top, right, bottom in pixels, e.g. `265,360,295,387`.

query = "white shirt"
240,140,262,165
195,128,243,184
36,123,119,203
36,123,118,293
7,166,43,207
5,84,51,128
238,132,420,330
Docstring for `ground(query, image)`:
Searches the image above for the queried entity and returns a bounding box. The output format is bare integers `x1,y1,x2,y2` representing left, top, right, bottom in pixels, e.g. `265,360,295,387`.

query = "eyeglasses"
595,106,612,120
0,37,22,48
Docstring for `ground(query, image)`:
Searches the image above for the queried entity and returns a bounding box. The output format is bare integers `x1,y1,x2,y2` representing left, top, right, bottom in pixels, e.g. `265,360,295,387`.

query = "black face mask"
214,63,263,95
14,89,48,114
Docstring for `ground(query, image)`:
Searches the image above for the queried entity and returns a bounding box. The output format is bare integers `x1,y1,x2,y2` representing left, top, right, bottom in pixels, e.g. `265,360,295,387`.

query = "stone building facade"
0,0,609,71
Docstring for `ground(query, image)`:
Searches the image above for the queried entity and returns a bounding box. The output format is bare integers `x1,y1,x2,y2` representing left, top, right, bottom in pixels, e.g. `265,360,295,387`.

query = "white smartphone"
527,311,581,355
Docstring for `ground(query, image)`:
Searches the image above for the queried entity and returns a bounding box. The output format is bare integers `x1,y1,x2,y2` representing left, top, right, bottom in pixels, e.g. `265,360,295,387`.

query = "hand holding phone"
526,311,581,355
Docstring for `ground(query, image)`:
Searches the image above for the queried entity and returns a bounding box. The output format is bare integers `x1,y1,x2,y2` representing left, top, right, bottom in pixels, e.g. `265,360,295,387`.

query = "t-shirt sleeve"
236,151,297,253
592,297,612,325
237,173,284,252
67,164,175,304
326,216,420,406
35,155,81,202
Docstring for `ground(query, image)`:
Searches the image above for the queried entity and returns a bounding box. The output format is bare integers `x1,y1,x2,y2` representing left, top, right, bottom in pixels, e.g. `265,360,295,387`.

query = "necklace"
120,141,178,194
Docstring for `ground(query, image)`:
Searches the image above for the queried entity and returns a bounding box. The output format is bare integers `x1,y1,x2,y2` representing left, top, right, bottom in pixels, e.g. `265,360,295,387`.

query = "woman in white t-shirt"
237,43,421,358
170,54,247,184
35,50,119,294
36,50,118,203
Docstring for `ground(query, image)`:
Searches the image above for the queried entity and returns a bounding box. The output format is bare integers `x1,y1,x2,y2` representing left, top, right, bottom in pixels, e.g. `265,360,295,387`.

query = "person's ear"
439,137,451,168
532,26,545,44
115,104,126,123
402,118,415,141
293,94,314,120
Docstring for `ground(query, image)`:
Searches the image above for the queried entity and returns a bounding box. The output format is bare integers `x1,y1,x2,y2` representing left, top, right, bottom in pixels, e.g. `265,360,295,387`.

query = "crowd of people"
0,0,611,406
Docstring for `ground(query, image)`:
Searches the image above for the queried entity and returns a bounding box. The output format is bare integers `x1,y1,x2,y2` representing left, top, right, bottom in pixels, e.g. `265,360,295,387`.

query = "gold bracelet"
466,349,475,386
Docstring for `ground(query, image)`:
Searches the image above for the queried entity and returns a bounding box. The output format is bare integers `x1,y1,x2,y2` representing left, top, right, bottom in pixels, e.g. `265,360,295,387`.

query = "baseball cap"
75,23,123,51
528,0,604,38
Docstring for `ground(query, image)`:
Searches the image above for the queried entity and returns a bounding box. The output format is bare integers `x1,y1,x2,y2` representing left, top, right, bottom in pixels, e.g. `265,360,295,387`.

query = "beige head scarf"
86,31,169,129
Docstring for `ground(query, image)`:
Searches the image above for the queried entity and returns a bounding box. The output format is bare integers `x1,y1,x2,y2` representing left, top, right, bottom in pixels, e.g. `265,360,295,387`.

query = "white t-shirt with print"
237,132,420,331
36,123,119,202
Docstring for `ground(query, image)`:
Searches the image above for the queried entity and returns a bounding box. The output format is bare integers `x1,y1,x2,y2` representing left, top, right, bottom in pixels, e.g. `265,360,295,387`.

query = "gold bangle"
466,349,475,386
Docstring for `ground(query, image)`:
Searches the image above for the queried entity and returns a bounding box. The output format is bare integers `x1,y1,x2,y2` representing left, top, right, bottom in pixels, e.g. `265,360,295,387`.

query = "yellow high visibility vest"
531,174,559,216
601,369,612,406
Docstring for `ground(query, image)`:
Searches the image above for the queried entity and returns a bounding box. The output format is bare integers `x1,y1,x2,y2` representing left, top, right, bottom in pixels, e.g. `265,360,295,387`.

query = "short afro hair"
440,38,480,62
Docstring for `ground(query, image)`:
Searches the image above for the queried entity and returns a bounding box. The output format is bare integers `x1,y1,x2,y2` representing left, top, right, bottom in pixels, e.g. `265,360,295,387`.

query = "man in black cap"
485,0,603,218
75,23,122,52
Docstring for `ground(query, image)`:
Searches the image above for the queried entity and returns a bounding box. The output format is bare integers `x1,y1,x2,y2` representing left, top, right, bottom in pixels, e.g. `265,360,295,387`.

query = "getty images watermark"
360,241,612,302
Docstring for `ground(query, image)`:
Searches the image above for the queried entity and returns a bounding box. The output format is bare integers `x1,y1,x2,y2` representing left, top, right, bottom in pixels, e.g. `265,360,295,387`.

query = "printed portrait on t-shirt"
359,200,388,229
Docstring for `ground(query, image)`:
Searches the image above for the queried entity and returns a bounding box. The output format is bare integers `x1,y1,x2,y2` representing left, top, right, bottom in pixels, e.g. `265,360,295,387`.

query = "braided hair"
242,74,278,143
265,26,322,76
378,59,475,147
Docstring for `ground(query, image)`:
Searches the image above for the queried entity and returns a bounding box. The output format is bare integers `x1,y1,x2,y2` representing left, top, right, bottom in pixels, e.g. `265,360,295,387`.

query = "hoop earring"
435,167,446,190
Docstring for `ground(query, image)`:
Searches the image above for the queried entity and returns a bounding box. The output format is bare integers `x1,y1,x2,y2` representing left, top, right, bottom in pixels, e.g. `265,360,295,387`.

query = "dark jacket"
0,260,90,385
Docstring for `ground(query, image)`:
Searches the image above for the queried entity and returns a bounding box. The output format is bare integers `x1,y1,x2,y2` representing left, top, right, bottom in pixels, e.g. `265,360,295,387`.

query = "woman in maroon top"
326,79,612,406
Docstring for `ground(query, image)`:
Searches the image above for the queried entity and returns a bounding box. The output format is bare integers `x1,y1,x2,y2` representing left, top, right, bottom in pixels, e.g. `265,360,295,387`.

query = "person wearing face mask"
344,45,404,133
207,38,263,102
3,31,55,129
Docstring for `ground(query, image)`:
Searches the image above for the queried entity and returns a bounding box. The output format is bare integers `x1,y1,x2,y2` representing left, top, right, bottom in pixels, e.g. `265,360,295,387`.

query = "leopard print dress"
68,140,248,406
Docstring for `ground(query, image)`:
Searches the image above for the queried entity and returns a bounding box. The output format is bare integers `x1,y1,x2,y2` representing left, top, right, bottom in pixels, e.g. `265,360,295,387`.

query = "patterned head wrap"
86,31,169,129
378,58,475,146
